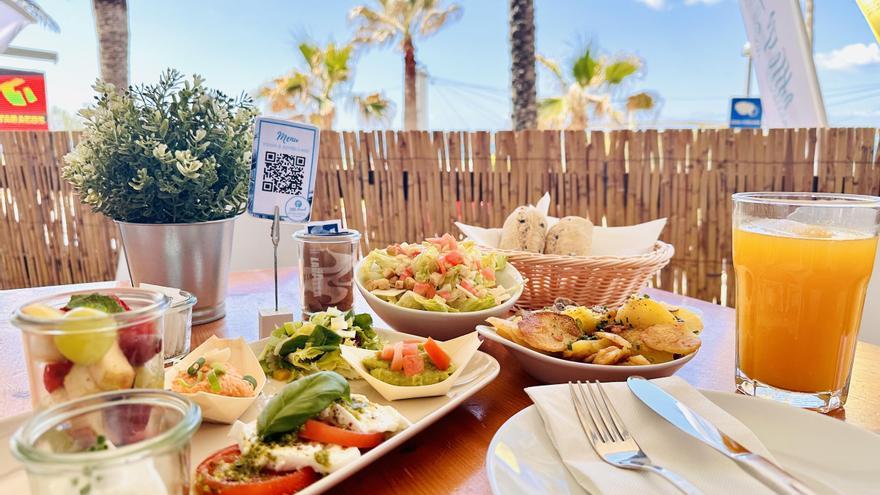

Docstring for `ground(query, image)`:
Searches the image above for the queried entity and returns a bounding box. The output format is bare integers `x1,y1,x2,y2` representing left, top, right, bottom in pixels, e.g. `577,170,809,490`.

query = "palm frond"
536,54,566,89
572,48,599,87
417,3,462,38
626,91,655,112
603,58,640,85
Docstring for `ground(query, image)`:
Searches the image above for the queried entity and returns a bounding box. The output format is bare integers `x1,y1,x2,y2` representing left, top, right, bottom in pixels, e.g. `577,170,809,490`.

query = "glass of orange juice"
733,192,880,412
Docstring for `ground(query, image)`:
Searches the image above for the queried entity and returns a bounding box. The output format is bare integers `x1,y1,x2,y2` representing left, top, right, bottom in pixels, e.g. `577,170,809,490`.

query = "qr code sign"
262,151,307,195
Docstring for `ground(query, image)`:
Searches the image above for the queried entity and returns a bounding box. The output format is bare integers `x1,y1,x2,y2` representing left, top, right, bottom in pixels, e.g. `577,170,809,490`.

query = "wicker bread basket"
488,241,675,310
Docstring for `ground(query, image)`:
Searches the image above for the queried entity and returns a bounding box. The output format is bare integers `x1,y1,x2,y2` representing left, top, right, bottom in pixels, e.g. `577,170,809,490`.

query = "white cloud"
815,43,880,70
637,0,666,9
685,0,723,4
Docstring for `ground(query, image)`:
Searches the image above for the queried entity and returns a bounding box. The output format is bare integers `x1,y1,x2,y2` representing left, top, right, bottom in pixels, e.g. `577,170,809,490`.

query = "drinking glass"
10,389,201,495
732,192,880,412
293,229,361,317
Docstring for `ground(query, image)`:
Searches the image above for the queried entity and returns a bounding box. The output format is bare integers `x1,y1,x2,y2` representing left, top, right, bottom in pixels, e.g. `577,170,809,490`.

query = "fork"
568,380,704,495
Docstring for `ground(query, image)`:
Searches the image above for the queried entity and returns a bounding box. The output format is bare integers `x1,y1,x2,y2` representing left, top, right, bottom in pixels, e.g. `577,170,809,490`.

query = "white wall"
859,248,880,345
228,215,303,272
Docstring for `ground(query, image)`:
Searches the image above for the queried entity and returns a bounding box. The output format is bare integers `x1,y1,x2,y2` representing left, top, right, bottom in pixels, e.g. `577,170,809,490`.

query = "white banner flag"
739,0,827,128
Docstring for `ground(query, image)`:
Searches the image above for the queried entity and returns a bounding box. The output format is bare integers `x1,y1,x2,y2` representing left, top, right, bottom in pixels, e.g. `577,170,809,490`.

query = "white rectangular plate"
0,327,501,494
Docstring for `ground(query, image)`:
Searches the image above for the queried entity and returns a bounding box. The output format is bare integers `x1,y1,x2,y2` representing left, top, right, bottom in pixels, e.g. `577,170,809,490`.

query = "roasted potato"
641,322,701,355
673,307,704,334
593,346,630,365
616,296,677,329
562,306,606,334
624,355,651,366
618,329,676,364
517,312,581,353
563,338,612,360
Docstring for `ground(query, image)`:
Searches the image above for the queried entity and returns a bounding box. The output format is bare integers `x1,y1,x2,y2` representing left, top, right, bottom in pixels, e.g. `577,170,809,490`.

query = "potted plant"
63,69,257,324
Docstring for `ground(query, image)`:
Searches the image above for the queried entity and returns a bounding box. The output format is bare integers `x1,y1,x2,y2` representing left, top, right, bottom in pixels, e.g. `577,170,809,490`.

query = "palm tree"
260,41,394,130
349,0,462,130
92,0,129,89
509,0,536,130
537,46,657,130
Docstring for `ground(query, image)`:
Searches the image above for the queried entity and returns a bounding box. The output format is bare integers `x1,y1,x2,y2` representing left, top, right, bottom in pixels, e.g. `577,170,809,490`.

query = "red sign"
0,69,48,131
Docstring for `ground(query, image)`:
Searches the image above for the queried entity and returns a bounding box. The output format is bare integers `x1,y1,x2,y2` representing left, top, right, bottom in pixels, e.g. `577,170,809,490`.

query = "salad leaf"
455,294,498,312
397,291,457,312
65,294,126,314
257,371,350,439
412,246,439,282
309,325,343,352
353,313,373,330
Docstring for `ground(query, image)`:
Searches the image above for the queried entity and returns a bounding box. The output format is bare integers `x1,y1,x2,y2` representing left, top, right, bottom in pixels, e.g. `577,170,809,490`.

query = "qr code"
262,151,306,195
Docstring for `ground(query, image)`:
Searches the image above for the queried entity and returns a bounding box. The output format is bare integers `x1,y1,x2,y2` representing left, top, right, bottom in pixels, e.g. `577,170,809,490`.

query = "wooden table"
2,269,879,495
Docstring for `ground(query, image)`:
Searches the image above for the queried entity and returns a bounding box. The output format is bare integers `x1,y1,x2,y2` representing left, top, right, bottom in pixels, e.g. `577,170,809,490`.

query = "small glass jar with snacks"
11,288,170,410
10,389,201,495
293,229,361,316
162,289,197,364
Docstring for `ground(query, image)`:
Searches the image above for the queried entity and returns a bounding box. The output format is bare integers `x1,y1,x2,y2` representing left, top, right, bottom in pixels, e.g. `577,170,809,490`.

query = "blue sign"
729,97,762,128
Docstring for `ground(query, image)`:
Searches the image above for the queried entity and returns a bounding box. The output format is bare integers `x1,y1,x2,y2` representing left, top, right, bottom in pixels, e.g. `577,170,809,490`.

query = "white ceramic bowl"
355,260,524,340
476,324,697,383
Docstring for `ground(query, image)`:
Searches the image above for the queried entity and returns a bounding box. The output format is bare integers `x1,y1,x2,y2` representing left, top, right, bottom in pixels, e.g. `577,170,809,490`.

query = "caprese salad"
193,371,409,495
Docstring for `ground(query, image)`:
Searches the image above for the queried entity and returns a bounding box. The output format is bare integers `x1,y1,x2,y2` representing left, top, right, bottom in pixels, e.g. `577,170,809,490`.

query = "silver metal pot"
117,216,236,324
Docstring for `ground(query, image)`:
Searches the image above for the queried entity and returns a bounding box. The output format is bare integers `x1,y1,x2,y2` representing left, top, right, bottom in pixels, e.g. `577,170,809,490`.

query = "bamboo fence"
2,129,878,307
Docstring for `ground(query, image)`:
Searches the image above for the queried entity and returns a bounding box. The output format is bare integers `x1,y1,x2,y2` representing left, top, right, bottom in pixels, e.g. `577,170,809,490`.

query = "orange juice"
734,224,878,393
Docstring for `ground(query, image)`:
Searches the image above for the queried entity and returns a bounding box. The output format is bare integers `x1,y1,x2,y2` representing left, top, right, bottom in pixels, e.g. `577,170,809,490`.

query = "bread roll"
499,206,547,252
544,216,593,256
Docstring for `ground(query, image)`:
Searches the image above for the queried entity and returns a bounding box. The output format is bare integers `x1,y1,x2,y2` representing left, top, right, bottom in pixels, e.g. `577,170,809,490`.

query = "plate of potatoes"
476,295,702,383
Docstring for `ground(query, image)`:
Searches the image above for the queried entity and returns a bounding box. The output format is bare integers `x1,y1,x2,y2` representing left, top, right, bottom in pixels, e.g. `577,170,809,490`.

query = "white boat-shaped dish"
476,324,696,383
0,327,501,495
340,332,482,401
163,336,267,423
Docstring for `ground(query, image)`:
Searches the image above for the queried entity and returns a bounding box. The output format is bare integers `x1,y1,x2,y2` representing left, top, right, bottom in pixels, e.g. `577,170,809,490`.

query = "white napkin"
525,377,777,495
454,192,667,256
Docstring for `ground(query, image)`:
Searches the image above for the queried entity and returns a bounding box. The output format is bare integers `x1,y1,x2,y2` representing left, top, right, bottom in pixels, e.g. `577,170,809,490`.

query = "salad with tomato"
362,337,454,386
359,233,516,312
194,371,408,495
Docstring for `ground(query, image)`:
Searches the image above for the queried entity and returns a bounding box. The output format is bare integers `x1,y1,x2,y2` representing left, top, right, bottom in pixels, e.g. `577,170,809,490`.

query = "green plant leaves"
572,49,598,87
62,68,256,223
604,59,640,85
256,371,350,439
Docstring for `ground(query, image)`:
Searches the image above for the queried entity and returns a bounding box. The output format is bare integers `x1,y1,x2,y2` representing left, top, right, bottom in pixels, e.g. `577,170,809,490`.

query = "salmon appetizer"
172,348,257,398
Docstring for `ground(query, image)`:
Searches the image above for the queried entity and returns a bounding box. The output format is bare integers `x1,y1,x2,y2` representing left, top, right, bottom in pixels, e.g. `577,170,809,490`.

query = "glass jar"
293,229,361,316
11,288,170,410
163,289,197,365
10,389,201,495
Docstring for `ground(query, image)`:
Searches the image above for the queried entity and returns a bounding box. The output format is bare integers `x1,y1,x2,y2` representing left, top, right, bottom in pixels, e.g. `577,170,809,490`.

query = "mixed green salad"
359,233,517,312
259,307,381,381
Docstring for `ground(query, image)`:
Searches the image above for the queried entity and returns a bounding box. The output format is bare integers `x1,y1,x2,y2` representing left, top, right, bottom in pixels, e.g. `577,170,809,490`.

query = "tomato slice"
299,420,385,448
459,279,478,296
380,344,394,360
194,445,318,495
441,250,464,266
423,337,451,370
390,342,404,371
402,354,425,377
413,282,436,299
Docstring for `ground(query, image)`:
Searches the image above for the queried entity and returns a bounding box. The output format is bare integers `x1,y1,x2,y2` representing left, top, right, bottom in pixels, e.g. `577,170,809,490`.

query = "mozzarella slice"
318,394,410,434
228,420,360,475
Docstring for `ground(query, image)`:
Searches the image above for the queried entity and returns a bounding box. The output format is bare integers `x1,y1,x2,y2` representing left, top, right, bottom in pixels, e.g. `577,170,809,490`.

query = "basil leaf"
66,294,126,314
257,371,350,439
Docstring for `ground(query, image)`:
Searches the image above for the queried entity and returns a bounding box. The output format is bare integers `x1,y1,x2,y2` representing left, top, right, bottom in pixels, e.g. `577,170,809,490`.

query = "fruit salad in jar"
12,288,170,409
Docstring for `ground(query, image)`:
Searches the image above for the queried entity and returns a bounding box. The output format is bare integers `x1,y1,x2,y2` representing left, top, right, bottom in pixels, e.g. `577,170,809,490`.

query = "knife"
626,377,816,495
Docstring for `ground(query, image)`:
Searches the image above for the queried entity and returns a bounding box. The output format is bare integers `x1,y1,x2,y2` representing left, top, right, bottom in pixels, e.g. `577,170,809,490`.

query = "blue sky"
5,0,880,129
